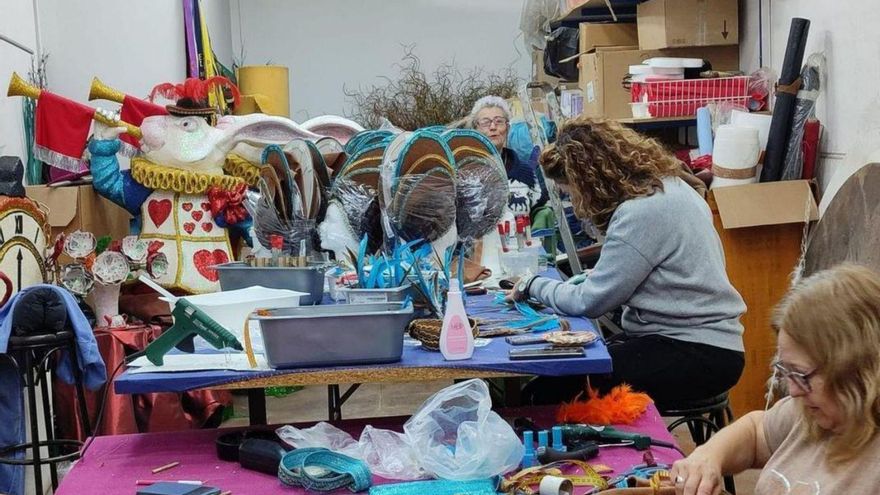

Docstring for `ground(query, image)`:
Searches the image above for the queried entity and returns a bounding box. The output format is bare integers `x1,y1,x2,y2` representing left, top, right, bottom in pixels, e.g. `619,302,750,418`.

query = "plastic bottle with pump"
439,279,474,360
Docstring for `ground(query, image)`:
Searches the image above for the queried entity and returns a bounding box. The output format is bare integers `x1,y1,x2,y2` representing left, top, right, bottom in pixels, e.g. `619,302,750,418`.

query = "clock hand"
16,249,23,290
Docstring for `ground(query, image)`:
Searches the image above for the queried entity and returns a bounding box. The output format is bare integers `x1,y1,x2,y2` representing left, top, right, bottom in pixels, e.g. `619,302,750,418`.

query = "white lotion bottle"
439,279,474,360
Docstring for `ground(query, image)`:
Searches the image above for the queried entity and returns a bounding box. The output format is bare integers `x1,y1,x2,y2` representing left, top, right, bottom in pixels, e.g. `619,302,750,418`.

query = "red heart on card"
148,199,172,227
202,222,213,233
193,249,229,281
183,222,195,234
201,202,211,212
182,202,193,212
192,210,204,221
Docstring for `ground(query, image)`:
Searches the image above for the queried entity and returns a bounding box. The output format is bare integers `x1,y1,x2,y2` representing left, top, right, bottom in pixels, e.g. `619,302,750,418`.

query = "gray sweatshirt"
530,177,746,352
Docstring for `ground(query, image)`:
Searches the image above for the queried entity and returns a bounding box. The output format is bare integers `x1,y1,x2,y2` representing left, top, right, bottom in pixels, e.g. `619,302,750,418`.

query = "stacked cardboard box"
577,0,740,119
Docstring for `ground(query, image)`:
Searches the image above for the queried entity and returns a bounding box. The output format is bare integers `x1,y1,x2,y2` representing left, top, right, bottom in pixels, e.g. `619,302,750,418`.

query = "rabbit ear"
215,114,322,154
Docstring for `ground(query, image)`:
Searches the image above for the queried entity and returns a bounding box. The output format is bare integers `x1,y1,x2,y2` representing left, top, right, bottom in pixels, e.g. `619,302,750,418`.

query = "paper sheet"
127,353,271,373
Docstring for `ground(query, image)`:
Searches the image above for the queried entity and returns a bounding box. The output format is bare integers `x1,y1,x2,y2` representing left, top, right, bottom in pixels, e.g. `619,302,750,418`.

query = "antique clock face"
0,204,48,295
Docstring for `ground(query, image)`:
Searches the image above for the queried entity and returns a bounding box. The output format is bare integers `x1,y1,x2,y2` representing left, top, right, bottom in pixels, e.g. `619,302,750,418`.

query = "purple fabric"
56,406,680,495
182,0,198,78
113,295,610,394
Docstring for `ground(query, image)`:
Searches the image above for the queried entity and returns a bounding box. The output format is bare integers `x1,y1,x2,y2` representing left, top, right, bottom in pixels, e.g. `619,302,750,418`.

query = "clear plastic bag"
276,379,523,481
403,379,524,480
519,0,564,52
276,422,426,480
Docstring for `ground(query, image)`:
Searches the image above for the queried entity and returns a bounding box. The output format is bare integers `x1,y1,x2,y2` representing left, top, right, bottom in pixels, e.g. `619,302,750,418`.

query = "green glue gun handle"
144,299,244,366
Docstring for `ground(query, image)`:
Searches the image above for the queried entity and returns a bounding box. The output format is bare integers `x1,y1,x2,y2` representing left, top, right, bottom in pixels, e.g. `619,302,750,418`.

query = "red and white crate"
632,76,750,118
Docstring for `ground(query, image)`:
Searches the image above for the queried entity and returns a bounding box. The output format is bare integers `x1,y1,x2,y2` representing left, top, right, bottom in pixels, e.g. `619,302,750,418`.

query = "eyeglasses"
476,117,509,129
773,361,818,393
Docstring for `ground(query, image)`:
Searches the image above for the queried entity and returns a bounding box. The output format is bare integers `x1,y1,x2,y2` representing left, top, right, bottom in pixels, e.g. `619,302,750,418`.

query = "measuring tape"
501,461,611,494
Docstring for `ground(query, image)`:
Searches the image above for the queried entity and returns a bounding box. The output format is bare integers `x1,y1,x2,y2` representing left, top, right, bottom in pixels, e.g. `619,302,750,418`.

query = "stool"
657,392,736,494
0,331,92,494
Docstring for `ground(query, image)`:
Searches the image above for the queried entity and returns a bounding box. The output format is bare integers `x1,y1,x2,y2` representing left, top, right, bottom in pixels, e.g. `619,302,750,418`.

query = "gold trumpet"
7,72,142,139
88,76,125,104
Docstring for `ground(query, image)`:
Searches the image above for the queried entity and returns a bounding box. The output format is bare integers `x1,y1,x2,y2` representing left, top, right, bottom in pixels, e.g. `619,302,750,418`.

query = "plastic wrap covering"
246,185,315,254
781,53,825,181
320,141,388,260
520,0,564,51
388,172,457,243
442,130,509,242
318,179,383,261
246,144,317,253
383,132,457,245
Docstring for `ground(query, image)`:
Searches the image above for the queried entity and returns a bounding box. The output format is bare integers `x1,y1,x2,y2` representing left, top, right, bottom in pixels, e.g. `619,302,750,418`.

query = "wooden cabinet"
708,195,806,417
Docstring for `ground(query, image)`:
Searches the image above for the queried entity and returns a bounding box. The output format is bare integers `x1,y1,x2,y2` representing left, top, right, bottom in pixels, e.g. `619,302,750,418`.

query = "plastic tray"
214,262,325,305
252,302,414,369
339,283,413,304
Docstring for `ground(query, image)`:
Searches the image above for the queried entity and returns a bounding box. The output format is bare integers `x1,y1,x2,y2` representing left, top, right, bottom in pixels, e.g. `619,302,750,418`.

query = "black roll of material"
761,17,811,182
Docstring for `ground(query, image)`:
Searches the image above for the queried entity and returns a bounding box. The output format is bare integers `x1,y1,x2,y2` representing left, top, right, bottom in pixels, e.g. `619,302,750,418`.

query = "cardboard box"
637,0,738,49
707,180,817,415
579,45,739,119
26,184,132,242
579,23,639,54
712,180,818,229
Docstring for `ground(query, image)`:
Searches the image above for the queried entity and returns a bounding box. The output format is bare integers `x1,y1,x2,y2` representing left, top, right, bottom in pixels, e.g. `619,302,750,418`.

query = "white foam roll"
711,125,760,189
730,110,773,152
539,475,574,495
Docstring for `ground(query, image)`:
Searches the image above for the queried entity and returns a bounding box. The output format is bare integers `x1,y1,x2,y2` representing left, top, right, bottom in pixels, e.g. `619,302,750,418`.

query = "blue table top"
114,275,611,394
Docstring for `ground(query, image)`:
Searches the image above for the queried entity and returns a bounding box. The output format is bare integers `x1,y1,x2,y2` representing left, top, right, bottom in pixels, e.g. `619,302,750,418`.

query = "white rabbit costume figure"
88,77,319,293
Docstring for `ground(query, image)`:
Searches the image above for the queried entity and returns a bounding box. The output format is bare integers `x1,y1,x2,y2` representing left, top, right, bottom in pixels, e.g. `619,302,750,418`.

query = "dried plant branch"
344,46,521,130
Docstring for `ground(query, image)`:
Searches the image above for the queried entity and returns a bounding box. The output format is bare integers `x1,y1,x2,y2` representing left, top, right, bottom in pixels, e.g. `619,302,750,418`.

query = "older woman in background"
468,96,547,217
672,263,880,495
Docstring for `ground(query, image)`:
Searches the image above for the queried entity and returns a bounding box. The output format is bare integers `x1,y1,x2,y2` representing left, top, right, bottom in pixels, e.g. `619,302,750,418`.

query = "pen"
136,480,202,486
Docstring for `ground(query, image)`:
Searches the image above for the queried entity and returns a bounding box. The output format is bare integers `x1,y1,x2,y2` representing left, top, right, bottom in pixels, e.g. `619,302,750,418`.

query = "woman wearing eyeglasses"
671,263,880,495
468,96,547,216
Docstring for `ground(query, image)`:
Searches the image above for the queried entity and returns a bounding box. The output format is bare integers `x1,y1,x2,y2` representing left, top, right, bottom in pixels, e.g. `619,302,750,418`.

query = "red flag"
119,95,167,150
34,91,94,172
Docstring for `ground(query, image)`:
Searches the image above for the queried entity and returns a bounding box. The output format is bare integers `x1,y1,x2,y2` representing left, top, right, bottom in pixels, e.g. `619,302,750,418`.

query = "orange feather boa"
556,384,653,425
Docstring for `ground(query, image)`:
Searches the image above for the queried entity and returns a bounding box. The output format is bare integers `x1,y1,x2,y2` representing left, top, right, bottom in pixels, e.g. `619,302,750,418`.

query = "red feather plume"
149,76,240,106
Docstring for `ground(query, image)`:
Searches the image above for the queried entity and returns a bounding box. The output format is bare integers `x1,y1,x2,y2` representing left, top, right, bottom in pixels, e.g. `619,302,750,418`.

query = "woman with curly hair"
511,118,746,405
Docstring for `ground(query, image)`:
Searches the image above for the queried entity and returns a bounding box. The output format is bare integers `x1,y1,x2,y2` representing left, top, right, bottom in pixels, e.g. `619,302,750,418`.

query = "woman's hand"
504,275,536,303
670,453,724,495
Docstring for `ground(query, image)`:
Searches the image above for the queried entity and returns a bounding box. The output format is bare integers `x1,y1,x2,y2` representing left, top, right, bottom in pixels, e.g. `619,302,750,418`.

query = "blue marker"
538,430,549,449
552,426,566,452
522,431,536,468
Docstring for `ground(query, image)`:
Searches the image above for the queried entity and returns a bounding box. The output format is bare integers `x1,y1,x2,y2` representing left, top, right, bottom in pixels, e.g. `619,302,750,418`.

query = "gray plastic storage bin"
339,283,413,304
214,262,325,305
252,302,414,369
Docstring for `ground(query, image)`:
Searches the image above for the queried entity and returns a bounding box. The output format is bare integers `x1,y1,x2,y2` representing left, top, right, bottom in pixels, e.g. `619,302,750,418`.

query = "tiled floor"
223,381,760,493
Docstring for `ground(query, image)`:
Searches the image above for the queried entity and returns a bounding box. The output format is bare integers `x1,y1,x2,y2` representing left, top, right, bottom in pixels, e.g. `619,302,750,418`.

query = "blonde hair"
771,263,880,463
538,117,682,232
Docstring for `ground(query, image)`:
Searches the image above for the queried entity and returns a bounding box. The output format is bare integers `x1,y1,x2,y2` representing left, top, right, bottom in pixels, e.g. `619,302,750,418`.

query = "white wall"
230,0,530,121
38,0,232,103
0,0,39,163
741,0,880,213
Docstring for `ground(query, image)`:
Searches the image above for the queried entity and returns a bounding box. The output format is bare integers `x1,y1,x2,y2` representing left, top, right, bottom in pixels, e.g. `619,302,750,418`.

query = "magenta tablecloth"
57,406,681,495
